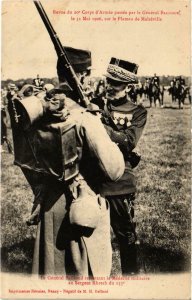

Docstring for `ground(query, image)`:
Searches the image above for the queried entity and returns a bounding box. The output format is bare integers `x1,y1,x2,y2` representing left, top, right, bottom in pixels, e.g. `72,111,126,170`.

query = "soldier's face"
106,78,127,100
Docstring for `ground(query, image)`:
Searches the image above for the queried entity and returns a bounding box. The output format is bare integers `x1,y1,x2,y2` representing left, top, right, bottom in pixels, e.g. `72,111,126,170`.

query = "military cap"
57,46,92,83
105,57,138,83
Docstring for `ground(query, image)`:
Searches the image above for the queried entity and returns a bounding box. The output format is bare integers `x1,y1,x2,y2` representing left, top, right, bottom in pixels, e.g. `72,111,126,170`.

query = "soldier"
98,57,147,275
83,80,95,102
126,84,137,104
152,73,160,86
7,83,18,100
177,76,185,87
9,49,125,277
33,74,44,88
91,79,106,109
1,88,8,153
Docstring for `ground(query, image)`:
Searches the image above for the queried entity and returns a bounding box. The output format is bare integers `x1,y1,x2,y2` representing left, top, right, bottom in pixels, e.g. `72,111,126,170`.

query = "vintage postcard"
1,0,191,299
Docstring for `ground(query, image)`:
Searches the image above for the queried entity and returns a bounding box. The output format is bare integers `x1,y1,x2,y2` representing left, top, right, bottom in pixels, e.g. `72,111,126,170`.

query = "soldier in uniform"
1,88,9,153
176,76,185,88
9,49,125,277
126,84,137,104
97,57,147,275
33,74,44,88
152,73,160,86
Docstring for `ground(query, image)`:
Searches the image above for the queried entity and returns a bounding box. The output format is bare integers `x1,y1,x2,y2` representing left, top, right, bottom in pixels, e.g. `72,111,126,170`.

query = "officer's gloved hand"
103,124,114,138
103,124,128,147
26,202,41,226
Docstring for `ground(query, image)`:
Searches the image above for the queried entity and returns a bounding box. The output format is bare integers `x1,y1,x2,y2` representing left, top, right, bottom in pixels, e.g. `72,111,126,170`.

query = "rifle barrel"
33,1,89,107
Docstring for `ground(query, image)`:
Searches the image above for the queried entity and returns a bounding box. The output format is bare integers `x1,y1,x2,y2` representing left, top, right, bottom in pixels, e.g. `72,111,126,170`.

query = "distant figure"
152,73,160,86
127,84,137,104
189,87,191,104
148,77,161,107
6,83,19,104
136,80,144,103
177,76,185,87
143,78,150,99
160,85,165,108
171,77,186,109
91,79,106,109
33,74,44,88
94,79,106,98
1,88,13,153
83,80,94,102
169,79,176,102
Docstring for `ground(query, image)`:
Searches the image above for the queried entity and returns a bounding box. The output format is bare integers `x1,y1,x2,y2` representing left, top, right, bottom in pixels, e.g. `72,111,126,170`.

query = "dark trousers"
106,193,138,275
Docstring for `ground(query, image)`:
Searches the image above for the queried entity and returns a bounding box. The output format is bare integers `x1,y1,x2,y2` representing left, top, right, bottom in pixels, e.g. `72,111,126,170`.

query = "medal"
119,118,125,125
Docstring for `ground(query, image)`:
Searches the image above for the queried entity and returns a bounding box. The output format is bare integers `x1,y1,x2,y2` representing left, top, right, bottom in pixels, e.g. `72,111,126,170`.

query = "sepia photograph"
1,0,191,299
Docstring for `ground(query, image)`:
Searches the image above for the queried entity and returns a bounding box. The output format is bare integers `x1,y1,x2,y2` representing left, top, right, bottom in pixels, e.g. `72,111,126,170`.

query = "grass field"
1,91,191,275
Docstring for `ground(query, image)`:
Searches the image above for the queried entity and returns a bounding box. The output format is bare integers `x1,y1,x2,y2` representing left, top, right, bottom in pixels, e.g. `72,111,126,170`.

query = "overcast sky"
2,0,191,80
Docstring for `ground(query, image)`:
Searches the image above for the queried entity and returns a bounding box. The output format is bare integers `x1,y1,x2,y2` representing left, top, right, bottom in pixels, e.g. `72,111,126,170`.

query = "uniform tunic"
100,96,147,197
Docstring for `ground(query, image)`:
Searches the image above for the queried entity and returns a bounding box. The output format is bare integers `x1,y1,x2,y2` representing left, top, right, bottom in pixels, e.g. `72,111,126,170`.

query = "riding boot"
119,241,138,275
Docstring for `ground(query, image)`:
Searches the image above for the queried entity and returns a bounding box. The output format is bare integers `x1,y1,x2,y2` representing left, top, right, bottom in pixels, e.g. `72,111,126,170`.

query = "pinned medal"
114,118,118,125
113,112,133,127
119,118,125,125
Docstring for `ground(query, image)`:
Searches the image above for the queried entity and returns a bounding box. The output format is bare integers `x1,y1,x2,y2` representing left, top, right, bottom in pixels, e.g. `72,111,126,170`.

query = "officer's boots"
119,241,138,275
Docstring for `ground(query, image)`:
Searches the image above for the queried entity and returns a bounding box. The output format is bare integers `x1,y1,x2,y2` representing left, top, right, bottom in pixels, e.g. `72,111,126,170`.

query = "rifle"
33,1,90,108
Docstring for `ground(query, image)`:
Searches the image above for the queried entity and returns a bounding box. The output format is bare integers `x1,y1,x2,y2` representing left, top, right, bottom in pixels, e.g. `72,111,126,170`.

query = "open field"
1,91,191,275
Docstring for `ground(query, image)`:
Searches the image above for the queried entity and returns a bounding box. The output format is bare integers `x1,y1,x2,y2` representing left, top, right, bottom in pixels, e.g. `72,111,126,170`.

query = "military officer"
98,57,148,275
152,73,160,86
177,76,185,87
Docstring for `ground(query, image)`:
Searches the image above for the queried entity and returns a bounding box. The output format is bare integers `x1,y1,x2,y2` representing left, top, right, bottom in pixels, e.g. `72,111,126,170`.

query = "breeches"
106,193,137,274
106,193,136,244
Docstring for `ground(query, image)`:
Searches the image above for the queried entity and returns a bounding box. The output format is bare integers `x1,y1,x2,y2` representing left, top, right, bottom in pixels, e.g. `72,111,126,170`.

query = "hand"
103,124,113,137
86,103,101,114
26,203,41,226
49,98,65,111
52,108,70,121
